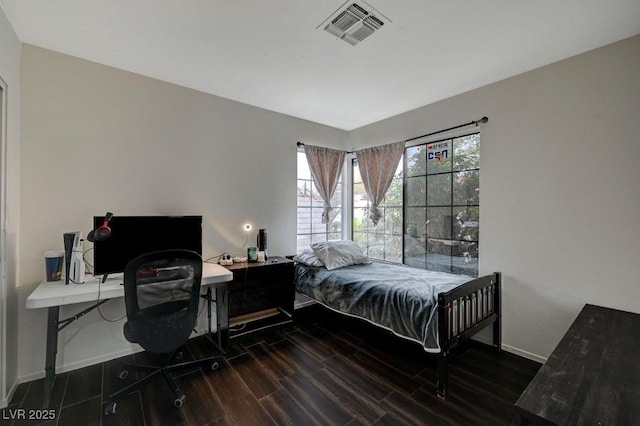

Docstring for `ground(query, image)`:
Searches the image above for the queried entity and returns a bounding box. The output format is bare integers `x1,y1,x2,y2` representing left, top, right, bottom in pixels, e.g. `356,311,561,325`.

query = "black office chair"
104,249,218,415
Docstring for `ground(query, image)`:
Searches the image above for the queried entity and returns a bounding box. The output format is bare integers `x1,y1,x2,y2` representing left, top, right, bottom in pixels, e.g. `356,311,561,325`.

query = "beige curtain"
304,144,346,224
355,141,404,225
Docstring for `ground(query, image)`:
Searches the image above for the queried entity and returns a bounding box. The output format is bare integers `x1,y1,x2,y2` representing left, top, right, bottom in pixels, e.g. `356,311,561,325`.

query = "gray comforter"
295,262,473,352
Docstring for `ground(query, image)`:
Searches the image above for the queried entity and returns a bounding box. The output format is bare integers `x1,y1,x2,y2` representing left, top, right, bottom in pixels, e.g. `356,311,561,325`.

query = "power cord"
204,253,226,264
82,249,126,322
83,247,94,274
95,273,126,322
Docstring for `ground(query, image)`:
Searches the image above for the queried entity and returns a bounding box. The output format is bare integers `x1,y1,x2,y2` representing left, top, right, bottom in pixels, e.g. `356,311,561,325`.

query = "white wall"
14,32,640,378
348,35,640,361
0,6,21,407
18,44,346,380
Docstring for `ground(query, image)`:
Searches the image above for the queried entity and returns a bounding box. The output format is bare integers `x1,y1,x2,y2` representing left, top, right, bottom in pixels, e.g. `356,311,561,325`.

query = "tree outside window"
297,152,342,253
352,132,480,276
353,159,403,263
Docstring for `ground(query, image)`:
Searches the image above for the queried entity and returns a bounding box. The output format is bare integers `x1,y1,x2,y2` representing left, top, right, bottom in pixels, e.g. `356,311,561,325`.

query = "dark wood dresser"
223,256,295,333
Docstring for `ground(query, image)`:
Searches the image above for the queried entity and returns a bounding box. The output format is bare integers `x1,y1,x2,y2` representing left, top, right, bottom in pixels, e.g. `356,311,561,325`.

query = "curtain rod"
405,116,488,143
296,116,488,151
296,141,354,154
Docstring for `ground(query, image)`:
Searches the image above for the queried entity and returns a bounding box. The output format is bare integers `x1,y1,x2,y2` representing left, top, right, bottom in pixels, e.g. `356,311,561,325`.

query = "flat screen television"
92,215,203,276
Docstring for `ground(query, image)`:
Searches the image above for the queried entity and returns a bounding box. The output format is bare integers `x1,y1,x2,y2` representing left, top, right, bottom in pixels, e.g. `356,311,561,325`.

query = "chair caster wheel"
118,370,128,380
104,401,117,415
212,362,219,371
174,394,186,408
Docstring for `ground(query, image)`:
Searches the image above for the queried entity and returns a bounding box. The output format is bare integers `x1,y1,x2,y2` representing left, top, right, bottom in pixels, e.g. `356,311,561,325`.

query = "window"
352,158,403,262
296,151,343,253
404,133,480,276
350,132,480,276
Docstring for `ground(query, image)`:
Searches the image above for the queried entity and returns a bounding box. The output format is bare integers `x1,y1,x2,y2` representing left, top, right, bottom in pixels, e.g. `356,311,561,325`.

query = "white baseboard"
2,378,19,408
501,344,547,364
17,346,144,384
16,327,216,385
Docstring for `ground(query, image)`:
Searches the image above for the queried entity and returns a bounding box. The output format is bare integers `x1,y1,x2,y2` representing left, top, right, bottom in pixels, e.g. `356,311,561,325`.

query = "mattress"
295,261,473,352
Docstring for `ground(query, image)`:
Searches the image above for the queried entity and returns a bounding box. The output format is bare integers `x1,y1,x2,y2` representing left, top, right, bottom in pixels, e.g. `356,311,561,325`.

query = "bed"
294,250,501,399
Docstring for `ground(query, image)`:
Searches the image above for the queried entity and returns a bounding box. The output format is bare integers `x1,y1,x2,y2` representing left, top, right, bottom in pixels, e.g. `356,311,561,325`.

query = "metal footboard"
447,282,496,339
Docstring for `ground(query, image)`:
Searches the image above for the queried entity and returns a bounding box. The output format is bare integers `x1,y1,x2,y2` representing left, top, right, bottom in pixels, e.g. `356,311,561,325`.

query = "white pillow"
311,240,370,270
293,249,325,267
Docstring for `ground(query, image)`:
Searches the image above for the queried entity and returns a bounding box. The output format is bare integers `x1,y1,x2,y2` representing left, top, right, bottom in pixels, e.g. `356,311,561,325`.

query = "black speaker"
257,229,267,251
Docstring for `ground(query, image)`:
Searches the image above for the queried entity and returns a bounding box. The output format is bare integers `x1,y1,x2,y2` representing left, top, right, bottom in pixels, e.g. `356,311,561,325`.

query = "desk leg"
43,306,59,409
216,284,229,350
206,287,213,335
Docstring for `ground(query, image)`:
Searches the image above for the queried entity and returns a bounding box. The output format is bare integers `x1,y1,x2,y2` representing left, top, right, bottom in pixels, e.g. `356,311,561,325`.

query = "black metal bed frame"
296,267,502,400
436,271,501,399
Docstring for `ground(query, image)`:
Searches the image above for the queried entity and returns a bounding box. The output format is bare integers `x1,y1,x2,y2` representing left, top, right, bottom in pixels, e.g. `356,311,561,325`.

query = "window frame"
403,131,480,276
296,149,348,253
351,156,404,263
349,129,481,276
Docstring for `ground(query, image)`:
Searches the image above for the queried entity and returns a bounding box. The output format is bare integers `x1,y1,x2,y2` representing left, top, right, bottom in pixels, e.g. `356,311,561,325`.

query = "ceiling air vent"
320,2,387,46
342,15,384,45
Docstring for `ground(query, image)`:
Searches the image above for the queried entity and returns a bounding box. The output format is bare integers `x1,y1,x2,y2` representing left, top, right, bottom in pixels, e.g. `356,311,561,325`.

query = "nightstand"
222,256,294,340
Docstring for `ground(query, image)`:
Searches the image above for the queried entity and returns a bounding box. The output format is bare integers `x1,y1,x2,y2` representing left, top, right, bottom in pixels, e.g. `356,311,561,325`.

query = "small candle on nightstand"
257,251,265,263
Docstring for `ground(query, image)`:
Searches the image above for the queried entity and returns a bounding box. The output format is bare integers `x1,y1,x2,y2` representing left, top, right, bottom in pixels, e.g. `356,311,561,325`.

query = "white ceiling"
2,0,639,130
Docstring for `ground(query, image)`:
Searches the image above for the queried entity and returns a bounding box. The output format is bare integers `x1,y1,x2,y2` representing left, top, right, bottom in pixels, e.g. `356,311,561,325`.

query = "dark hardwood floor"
4,305,540,425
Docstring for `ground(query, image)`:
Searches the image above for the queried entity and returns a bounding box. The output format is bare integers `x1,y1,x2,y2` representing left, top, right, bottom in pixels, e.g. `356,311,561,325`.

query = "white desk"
27,262,232,308
26,262,233,408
